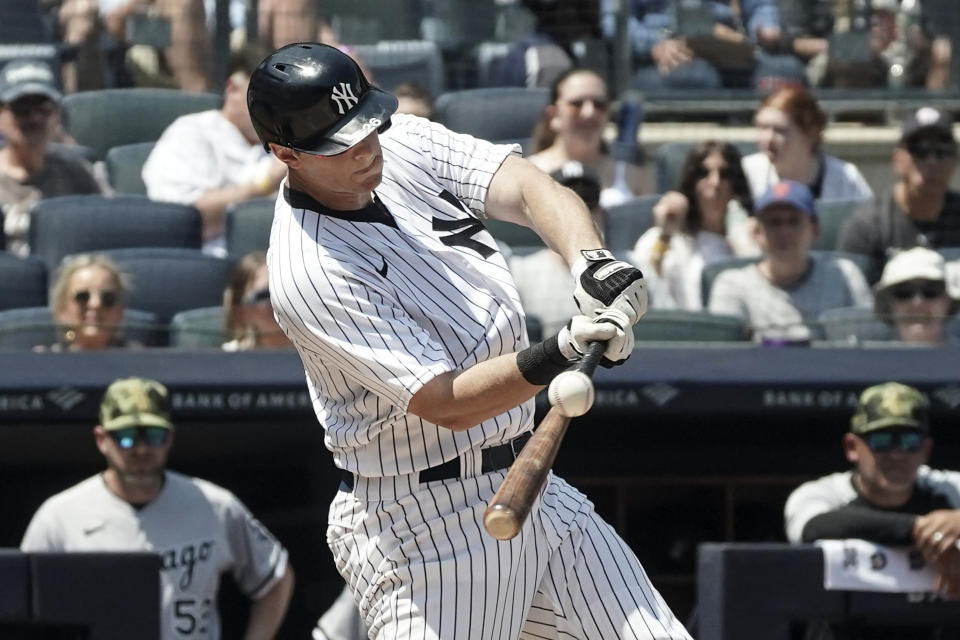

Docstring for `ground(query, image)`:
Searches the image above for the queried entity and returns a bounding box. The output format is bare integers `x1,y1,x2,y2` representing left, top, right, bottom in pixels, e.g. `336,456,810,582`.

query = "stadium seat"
0,252,47,311
29,195,202,274
475,42,511,88
349,41,444,98
433,87,550,145
817,306,895,343
603,195,658,252
654,141,756,193
225,197,275,258
62,88,221,160
632,310,748,342
324,0,422,43
422,0,498,49
812,198,864,251
484,219,544,249
105,142,155,196
0,0,53,44
97,248,233,325
170,306,226,348
0,306,159,349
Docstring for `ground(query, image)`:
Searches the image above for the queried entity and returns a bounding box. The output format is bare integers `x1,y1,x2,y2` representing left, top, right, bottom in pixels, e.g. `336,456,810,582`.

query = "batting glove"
572,249,648,324
557,308,635,368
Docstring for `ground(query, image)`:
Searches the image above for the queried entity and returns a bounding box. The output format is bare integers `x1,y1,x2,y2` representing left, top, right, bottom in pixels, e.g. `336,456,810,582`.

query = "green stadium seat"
633,309,748,342
603,195,658,252
225,198,275,258
0,252,47,311
0,306,160,349
105,142,155,196
170,306,226,348
484,219,544,249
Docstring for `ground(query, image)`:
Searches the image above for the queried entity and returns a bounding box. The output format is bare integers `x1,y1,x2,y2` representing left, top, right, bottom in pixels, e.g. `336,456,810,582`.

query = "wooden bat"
483,341,606,540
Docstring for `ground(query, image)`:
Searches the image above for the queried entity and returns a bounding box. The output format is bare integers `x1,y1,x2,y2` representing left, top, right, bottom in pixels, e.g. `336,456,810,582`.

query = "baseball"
547,371,595,418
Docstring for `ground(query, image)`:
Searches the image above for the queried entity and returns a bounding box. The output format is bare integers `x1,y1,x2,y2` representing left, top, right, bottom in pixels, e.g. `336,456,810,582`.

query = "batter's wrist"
516,334,572,385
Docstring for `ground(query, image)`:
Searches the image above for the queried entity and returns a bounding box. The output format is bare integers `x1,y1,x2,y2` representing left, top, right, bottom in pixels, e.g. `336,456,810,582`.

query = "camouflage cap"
99,377,174,431
850,382,929,435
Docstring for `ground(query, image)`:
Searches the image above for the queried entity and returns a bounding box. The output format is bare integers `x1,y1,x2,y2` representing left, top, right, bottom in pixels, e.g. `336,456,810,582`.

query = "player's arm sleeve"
20,504,64,551
222,495,290,600
800,507,918,545
142,125,220,205
272,257,454,409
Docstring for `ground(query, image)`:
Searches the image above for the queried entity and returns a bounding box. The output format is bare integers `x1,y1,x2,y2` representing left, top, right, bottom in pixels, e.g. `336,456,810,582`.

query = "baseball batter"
249,42,690,640
20,377,294,640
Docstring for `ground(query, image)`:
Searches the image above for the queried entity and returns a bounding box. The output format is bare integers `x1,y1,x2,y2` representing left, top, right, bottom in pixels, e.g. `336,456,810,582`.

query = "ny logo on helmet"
331,82,359,115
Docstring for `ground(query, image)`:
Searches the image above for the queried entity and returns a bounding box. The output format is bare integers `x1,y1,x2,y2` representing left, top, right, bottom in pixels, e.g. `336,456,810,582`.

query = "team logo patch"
331,82,359,115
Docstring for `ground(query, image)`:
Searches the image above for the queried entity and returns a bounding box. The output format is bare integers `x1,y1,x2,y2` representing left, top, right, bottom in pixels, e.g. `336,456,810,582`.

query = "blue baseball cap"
754,180,817,219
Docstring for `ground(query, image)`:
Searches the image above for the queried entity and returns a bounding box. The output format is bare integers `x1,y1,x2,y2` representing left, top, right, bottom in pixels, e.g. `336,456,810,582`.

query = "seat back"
105,142,155,196
633,310,748,342
813,198,865,251
349,41,444,98
225,198,275,258
29,195,202,274
324,0,422,43
603,195,658,252
62,88,221,160
98,248,233,325
484,219,544,250
0,252,47,311
434,87,550,144
817,306,895,343
0,307,159,349
169,306,226,348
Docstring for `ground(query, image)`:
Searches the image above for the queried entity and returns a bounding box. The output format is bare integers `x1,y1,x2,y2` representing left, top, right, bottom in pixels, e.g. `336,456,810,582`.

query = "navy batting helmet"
247,42,398,156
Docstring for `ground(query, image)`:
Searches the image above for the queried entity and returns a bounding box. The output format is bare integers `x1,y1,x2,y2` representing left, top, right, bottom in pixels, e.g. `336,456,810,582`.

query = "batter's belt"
339,432,532,491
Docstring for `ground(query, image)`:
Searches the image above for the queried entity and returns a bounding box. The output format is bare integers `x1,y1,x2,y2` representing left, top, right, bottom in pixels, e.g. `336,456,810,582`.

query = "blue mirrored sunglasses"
864,429,925,453
109,426,170,449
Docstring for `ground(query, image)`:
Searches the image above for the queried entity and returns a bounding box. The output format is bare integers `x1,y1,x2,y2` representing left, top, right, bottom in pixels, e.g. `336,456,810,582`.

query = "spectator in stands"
393,82,434,120
222,251,289,350
21,376,295,639
601,0,805,91
58,0,211,91
493,0,597,88
785,382,960,611
528,68,649,208
257,0,338,51
0,60,103,256
631,141,754,310
709,180,872,341
45,253,132,351
509,161,605,336
874,246,959,345
142,44,285,256
742,86,874,203
838,107,960,274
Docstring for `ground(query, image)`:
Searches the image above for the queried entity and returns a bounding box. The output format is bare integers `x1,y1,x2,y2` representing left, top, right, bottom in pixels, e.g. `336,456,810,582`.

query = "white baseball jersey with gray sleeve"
20,471,288,640
269,114,690,640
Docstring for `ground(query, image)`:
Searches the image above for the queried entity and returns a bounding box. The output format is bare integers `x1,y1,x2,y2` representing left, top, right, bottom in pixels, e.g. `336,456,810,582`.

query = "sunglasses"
890,282,945,301
565,97,609,111
242,287,270,305
695,166,738,181
9,98,57,118
109,426,170,449
863,429,925,453
73,289,119,308
907,142,957,160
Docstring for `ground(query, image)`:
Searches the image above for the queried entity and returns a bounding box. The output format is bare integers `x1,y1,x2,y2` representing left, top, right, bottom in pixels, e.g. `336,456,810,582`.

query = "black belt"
339,432,532,491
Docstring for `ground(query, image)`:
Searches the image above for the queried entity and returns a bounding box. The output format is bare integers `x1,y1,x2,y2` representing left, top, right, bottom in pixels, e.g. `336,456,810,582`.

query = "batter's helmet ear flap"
247,42,398,156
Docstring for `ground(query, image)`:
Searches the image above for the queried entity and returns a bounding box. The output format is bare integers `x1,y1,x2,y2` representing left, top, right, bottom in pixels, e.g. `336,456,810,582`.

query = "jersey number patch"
433,190,496,258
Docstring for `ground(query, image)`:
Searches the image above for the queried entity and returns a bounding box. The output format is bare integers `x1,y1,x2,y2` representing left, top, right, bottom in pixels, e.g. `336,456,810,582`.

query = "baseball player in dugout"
785,382,960,639
247,42,690,640
20,377,295,640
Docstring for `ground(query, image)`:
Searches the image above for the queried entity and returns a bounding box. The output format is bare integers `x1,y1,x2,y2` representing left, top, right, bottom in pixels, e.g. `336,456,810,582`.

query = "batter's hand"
573,249,648,324
557,309,634,367
914,510,960,560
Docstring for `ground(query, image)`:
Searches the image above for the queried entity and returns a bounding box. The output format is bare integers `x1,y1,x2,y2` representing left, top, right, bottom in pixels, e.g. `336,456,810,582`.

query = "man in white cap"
0,58,104,255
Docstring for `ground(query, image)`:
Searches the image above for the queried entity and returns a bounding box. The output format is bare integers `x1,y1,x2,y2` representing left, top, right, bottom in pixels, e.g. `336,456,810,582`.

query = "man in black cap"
0,58,103,255
839,107,960,275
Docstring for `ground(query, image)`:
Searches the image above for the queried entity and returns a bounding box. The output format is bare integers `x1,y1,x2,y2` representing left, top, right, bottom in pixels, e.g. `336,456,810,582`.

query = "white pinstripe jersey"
268,114,535,477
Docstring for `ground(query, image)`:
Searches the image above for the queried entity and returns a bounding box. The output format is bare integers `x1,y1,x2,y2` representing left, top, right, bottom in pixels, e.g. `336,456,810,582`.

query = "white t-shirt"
142,109,275,255
21,471,288,640
268,114,533,479
631,228,733,311
741,151,874,203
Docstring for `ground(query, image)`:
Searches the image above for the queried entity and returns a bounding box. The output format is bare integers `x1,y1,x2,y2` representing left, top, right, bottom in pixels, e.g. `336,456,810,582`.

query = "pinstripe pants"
327,469,691,640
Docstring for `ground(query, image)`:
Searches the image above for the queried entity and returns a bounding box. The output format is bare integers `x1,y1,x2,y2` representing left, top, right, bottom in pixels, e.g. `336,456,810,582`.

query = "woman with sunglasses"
874,246,960,345
630,141,753,310
222,251,289,351
47,253,132,351
528,68,650,209
742,86,873,203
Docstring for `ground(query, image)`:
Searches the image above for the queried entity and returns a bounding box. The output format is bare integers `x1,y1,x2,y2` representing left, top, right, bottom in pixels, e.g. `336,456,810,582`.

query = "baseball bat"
483,341,606,540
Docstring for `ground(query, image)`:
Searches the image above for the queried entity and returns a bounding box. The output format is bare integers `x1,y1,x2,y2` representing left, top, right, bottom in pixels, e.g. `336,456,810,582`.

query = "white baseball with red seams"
547,370,595,417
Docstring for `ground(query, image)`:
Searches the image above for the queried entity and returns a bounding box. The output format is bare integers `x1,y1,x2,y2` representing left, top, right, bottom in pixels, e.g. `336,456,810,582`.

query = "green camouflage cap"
850,382,929,435
99,377,174,431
